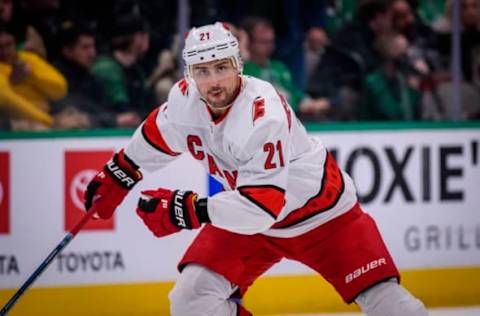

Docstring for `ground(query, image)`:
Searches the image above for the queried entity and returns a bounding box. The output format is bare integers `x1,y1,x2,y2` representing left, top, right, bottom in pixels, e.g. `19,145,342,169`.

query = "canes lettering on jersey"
252,97,265,123
187,135,205,160
187,134,239,190
223,170,238,190
207,155,222,178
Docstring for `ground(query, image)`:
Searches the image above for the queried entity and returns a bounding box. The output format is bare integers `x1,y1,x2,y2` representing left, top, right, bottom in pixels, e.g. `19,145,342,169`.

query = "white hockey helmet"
182,22,243,78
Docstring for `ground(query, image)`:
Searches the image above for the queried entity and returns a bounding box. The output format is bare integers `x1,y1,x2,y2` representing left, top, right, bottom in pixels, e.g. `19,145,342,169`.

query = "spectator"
242,16,329,118
213,1,328,89
460,0,480,31
0,0,46,57
392,0,439,74
0,20,66,130
17,0,64,60
434,0,480,85
146,48,177,105
242,16,302,110
304,26,328,83
271,0,328,90
90,0,177,80
391,0,416,36
332,0,393,73
417,0,445,25
223,22,250,62
323,0,358,35
53,20,115,129
91,14,152,128
306,0,394,121
362,32,421,121
421,0,480,120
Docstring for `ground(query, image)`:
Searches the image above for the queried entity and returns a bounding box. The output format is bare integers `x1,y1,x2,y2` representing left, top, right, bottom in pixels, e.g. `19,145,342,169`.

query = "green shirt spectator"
243,59,303,112
90,14,152,128
92,56,131,110
241,16,331,118
92,55,150,118
418,0,445,25
324,0,357,35
361,31,422,122
364,70,420,121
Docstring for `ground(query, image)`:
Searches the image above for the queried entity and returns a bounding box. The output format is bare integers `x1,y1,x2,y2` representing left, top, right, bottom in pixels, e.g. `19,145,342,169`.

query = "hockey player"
84,22,427,316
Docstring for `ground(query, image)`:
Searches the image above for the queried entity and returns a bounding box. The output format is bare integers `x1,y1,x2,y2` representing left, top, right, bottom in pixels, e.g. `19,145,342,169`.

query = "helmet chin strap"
206,101,233,112
200,92,234,114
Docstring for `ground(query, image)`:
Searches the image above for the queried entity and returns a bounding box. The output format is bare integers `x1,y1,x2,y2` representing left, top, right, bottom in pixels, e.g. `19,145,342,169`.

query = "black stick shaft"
0,209,95,315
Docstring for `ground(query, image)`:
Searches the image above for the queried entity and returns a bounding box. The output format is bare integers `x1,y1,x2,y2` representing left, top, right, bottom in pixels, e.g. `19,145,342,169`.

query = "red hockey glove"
136,188,210,238
84,149,142,219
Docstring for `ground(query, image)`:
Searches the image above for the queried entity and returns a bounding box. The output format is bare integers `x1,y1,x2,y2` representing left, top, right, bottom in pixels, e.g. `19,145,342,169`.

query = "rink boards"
0,122,479,315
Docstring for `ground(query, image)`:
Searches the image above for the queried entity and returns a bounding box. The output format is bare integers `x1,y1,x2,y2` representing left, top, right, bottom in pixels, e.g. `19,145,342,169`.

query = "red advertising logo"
65,150,115,231
0,152,9,234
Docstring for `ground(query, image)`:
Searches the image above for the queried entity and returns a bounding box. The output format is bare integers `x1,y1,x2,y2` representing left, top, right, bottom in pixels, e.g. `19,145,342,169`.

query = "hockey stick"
0,208,97,315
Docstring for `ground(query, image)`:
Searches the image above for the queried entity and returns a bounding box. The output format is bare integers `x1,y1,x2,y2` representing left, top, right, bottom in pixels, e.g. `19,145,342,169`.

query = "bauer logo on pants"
65,150,115,231
0,152,9,234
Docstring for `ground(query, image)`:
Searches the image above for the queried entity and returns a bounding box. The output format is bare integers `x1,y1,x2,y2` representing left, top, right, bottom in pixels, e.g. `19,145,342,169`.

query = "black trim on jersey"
237,184,286,194
122,151,140,170
303,154,331,206
141,124,173,156
237,184,286,220
274,154,345,228
282,174,344,228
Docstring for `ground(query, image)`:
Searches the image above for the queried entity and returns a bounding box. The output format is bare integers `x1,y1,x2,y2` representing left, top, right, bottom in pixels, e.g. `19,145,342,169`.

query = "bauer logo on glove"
83,149,143,219
136,188,210,238
106,159,138,189
173,190,190,228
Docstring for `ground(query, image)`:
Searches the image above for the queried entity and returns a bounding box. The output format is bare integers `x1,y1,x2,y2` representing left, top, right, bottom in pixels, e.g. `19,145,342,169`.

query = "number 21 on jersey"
199,32,210,41
264,140,284,169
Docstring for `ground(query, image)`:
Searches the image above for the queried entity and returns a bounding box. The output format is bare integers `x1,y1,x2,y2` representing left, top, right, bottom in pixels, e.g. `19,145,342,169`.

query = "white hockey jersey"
125,76,357,238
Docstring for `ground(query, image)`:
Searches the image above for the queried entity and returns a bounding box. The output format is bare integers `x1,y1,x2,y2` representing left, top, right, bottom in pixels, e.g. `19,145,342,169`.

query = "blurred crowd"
0,0,479,131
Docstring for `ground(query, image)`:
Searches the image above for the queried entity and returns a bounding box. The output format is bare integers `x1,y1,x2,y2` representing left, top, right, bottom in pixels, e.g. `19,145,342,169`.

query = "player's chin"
208,95,226,106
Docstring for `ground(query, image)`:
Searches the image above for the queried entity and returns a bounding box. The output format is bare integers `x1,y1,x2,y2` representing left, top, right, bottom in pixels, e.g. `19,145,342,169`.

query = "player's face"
191,58,240,109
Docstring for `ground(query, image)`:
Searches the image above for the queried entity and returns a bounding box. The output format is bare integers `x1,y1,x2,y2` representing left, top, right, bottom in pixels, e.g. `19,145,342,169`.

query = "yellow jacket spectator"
0,21,67,130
